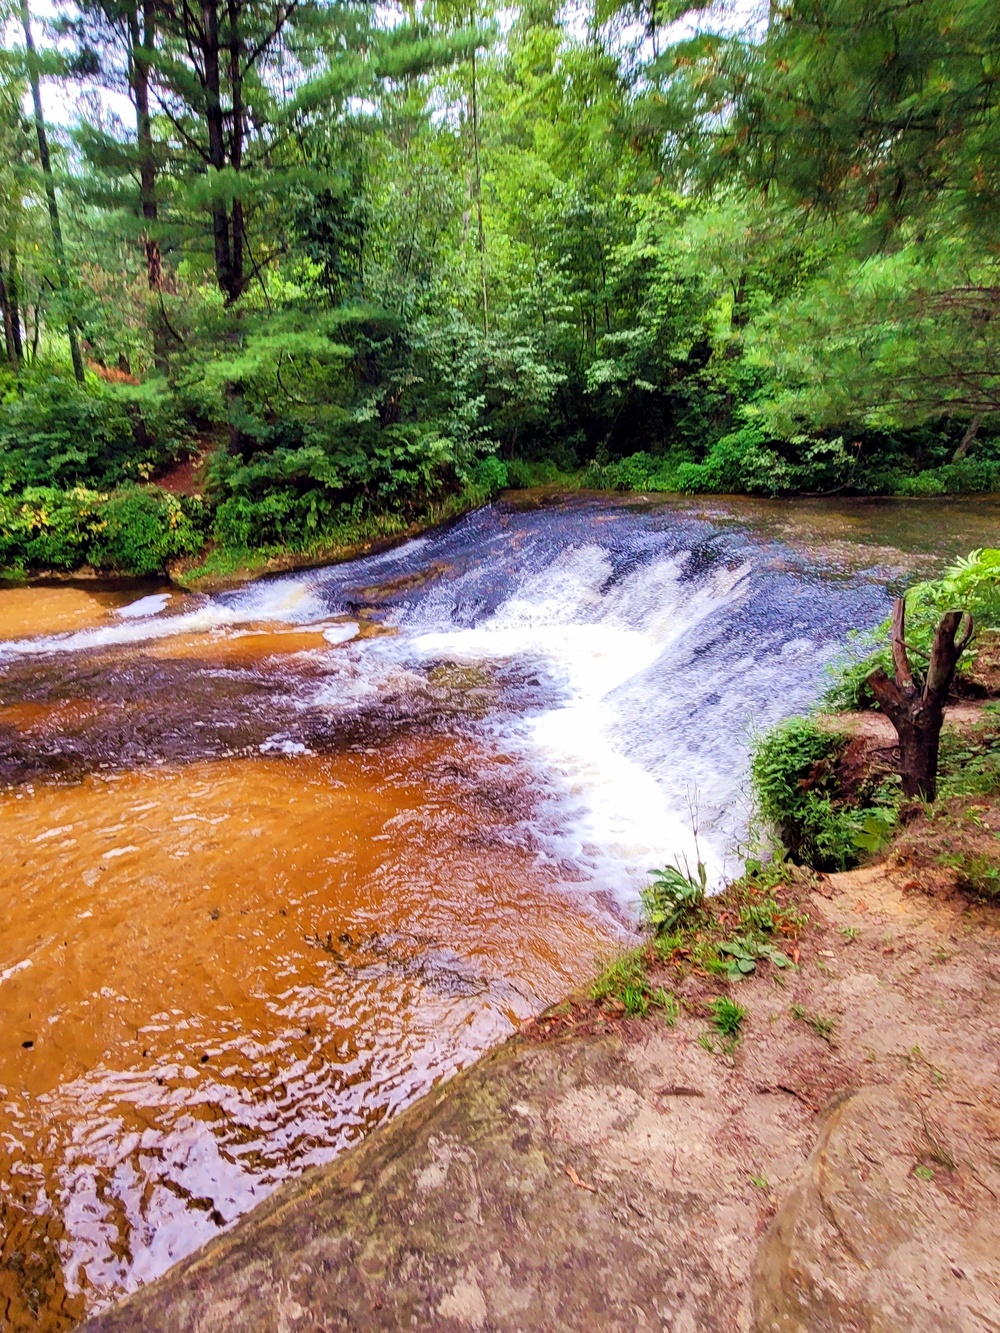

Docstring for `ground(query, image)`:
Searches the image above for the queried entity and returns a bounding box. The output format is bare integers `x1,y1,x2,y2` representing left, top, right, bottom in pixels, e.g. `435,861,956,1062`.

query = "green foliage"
937,710,1000,801
751,716,859,870
580,450,685,492
707,995,746,1039
936,852,1000,902
851,806,897,856
0,373,185,490
88,488,205,576
3,0,999,585
590,949,678,1020
640,862,707,933
0,484,205,574
716,934,792,981
206,414,489,556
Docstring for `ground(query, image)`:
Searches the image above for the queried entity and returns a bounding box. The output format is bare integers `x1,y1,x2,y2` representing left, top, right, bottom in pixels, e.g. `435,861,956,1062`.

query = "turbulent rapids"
0,492,993,1330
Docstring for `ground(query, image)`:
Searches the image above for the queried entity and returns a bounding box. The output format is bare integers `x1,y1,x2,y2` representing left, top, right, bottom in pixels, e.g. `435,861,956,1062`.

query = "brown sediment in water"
140,625,342,662
0,586,159,640
0,740,620,1332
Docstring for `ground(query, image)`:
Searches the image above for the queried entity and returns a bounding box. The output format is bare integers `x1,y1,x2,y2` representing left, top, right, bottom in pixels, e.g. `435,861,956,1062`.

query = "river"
1,492,997,1330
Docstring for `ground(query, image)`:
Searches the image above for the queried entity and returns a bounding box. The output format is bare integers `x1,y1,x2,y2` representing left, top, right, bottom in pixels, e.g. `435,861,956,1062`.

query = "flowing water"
1,492,997,1330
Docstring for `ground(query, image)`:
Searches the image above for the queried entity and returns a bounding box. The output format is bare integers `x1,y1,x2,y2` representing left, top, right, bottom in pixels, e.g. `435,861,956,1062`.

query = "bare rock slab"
753,1084,1000,1332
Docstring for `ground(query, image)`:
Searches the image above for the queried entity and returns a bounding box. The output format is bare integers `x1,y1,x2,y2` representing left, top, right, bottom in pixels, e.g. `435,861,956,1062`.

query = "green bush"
750,716,859,871
466,455,508,502
580,450,684,492
89,489,205,576
0,485,205,575
0,373,186,490
505,458,573,488
207,415,492,555
893,459,1000,496
676,427,790,495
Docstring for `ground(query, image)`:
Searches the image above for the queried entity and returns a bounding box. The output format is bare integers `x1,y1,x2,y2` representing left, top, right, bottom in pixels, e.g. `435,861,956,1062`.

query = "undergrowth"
590,858,810,1035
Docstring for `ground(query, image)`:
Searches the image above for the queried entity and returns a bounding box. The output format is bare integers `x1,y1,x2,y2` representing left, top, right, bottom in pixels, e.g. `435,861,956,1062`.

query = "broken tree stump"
866,596,974,801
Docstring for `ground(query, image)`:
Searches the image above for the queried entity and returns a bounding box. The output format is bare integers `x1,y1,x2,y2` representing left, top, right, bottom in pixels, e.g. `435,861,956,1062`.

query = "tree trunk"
20,0,85,383
469,25,488,338
867,596,974,801
952,413,982,462
7,247,23,364
0,261,18,371
228,0,245,299
202,0,236,304
129,0,170,371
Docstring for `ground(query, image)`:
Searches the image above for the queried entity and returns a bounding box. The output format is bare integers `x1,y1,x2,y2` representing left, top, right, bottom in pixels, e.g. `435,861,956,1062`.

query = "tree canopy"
0,0,996,574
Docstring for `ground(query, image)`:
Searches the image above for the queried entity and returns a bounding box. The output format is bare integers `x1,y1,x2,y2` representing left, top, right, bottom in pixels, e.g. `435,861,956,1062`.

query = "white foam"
117,593,172,619
323,622,359,646
0,578,329,658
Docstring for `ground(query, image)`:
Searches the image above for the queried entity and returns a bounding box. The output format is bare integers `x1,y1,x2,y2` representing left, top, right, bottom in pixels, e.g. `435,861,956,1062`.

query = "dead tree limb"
867,596,973,801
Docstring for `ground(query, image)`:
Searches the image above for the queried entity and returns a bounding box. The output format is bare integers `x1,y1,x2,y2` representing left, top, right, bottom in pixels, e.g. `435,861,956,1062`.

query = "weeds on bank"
591,858,809,1037
937,710,1000,801
590,949,679,1021
936,850,1000,900
650,859,808,983
790,1004,836,1041
708,996,747,1036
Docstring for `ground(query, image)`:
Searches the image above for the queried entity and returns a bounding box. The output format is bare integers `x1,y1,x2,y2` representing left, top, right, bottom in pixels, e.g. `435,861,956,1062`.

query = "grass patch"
708,995,747,1038
936,851,1000,900
790,1004,836,1041
590,949,679,1020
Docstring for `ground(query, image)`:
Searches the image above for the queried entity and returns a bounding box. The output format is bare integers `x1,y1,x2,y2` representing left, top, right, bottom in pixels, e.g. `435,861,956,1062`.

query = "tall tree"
20,0,85,381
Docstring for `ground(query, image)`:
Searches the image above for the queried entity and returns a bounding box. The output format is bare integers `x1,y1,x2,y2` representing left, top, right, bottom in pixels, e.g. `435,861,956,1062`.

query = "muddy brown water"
1,494,997,1330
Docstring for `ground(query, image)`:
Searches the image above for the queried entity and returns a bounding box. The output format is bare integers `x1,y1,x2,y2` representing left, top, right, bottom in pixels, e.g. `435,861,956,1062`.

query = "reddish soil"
153,444,215,496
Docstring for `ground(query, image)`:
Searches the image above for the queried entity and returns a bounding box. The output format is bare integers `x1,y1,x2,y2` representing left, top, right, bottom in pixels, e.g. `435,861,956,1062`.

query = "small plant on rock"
641,862,708,934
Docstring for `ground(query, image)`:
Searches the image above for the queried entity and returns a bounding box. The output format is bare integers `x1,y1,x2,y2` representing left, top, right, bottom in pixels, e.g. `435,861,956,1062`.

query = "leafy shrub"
0,485,205,575
580,450,684,492
751,716,859,870
641,862,707,932
893,459,1000,496
505,458,574,488
207,416,492,555
89,489,205,576
466,455,508,502
675,427,860,497
0,373,186,490
675,427,792,495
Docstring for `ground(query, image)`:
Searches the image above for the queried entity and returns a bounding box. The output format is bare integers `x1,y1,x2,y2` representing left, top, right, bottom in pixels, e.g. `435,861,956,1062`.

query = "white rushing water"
0,500,887,905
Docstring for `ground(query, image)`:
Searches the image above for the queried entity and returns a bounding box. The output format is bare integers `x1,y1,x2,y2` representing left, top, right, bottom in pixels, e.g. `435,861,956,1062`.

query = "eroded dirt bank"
80,864,1000,1333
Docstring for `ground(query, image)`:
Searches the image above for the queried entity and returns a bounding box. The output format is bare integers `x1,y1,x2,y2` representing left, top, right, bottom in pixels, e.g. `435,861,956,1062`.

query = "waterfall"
1,497,887,900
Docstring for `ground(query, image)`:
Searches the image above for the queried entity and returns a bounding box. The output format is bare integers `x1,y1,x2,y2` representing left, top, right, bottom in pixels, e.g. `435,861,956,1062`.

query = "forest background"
0,0,997,576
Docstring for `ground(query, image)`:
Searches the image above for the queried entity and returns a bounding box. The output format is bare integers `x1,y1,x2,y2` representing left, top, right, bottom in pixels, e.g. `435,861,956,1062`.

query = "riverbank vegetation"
747,549,1000,875
0,0,997,573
